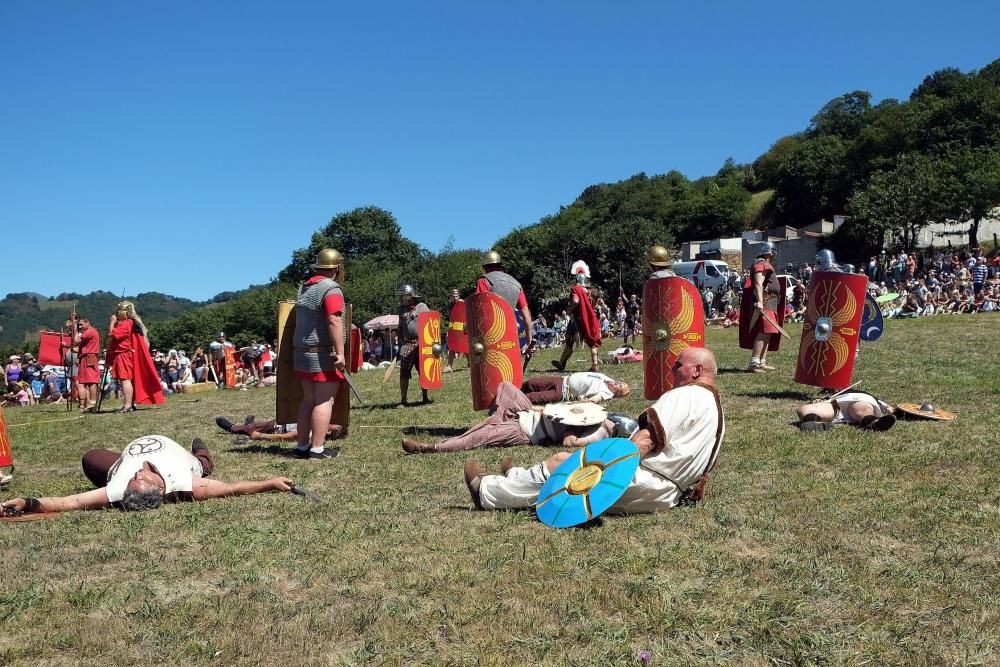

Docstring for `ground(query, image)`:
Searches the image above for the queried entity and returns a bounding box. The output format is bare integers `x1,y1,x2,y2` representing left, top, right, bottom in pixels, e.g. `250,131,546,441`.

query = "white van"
671,260,733,290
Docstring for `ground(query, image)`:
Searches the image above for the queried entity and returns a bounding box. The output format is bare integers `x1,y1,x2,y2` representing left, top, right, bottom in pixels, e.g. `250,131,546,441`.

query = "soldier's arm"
2,488,111,514
753,271,765,308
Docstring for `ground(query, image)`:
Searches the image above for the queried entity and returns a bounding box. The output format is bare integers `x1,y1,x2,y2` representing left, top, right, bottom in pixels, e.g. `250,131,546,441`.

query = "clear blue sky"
2,1,997,300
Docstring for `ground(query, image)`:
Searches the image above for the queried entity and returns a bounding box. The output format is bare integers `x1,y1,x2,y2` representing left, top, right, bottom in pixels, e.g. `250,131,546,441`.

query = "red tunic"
77,326,101,384
570,284,602,347
746,259,780,335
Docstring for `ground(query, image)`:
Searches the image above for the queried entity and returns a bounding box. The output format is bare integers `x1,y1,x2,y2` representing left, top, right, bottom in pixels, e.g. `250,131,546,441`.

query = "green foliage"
0,290,200,347
148,283,297,352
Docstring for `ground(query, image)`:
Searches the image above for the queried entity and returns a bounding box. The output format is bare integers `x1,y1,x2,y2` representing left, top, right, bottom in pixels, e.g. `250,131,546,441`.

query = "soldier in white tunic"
463,347,724,512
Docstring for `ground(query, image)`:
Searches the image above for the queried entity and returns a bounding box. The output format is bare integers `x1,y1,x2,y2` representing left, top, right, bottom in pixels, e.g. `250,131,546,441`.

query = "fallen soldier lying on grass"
1,435,293,516
796,391,896,432
463,348,725,513
401,382,614,454
215,415,347,442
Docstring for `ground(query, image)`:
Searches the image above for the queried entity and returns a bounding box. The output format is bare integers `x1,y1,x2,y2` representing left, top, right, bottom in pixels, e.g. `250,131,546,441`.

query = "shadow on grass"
403,426,467,437
226,444,301,457
717,367,751,374
732,389,813,401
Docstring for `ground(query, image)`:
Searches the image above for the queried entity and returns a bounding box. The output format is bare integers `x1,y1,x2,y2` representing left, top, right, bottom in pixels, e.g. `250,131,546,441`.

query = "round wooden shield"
896,403,957,421
447,301,469,354
535,438,640,528
466,292,522,411
795,272,868,390
642,277,705,400
860,293,884,342
542,402,608,426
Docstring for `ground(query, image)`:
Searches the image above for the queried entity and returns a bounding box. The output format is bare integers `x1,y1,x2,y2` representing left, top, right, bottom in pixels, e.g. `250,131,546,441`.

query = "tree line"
144,57,1000,347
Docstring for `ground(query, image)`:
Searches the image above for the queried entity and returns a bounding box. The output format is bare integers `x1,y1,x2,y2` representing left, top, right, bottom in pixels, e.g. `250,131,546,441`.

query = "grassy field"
1,315,998,666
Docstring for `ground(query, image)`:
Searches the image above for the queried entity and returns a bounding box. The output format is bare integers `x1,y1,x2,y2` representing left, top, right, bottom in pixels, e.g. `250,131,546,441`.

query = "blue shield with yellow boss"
535,438,640,528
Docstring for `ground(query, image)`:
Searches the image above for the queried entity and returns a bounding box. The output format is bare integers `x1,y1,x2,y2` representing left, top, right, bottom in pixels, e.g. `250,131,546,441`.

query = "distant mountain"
0,290,203,346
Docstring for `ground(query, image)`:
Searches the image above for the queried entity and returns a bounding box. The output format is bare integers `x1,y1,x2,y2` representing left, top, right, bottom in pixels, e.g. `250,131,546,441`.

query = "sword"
827,381,862,400
343,373,365,405
754,307,792,340
290,484,325,503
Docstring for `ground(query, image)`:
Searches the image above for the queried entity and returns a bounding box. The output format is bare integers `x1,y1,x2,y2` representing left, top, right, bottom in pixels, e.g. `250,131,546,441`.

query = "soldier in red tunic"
744,242,782,373
72,315,102,412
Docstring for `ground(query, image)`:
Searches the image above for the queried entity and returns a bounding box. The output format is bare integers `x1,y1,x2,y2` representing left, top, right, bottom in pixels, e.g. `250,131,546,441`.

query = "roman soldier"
445,288,467,372
106,301,164,412
553,261,602,372
291,248,347,460
397,284,431,406
72,315,102,412
477,250,533,352
743,242,781,373
647,245,677,279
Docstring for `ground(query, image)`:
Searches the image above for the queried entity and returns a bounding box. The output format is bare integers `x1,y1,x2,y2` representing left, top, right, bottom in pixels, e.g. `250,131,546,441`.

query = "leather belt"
300,345,333,353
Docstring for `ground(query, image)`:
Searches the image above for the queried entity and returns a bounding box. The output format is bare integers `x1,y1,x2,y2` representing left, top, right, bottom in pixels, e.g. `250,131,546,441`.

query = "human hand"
331,353,346,371
271,477,294,492
1,498,26,515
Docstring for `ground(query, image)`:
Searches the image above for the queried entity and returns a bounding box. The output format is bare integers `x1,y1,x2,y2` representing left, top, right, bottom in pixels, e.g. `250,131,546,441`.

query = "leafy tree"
936,147,1000,246
772,135,852,225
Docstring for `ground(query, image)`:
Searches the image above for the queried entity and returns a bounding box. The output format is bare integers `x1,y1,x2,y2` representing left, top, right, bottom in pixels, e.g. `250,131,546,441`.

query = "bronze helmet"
312,248,344,270
480,250,502,267
647,245,671,268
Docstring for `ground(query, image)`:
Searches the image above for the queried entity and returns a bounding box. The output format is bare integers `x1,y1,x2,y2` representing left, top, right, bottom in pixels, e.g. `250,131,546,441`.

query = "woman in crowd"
191,347,208,382
164,350,180,385
6,356,21,387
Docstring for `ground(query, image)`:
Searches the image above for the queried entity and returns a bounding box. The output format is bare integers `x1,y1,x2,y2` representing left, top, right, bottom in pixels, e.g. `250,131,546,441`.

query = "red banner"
643,277,706,399
447,301,469,354
38,331,70,366
794,272,868,389
466,292,521,410
418,311,443,390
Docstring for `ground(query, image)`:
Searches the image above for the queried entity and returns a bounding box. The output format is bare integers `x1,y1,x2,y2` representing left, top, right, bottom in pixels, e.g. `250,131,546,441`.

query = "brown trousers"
81,446,215,488
520,376,564,404
433,382,533,452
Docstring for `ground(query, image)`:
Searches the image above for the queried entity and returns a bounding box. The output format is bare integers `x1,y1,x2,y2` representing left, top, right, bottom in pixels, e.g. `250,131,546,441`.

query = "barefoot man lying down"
1,435,293,516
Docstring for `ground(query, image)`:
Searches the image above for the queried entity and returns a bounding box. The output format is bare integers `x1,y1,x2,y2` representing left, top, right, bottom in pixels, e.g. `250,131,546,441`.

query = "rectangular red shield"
38,331,70,366
350,325,362,374
0,407,12,468
224,347,236,388
417,311,443,390
794,272,868,389
447,301,469,354
466,292,521,410
643,277,706,400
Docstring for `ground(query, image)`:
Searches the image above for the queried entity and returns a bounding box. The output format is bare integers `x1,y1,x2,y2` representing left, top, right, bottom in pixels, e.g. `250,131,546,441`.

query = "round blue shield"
534,438,641,528
860,293,884,342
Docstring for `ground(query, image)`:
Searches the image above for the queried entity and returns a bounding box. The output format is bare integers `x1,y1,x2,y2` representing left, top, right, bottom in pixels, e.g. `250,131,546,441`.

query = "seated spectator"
172,365,195,393
191,347,209,382
40,370,64,404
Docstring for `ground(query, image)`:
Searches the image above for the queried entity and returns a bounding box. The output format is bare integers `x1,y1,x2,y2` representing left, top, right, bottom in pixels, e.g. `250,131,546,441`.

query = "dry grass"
1,315,998,666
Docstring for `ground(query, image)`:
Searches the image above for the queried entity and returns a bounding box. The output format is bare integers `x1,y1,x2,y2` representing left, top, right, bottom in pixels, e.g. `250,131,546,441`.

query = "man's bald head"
672,347,718,388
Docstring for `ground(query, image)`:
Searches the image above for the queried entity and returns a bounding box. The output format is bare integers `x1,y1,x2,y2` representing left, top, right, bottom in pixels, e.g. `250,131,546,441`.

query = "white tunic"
105,435,203,503
564,372,615,402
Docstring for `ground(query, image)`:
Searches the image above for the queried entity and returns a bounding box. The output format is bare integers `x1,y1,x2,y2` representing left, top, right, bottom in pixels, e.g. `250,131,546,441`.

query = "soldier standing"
397,285,431,406
477,250,534,352
744,242,781,373
291,248,346,460
553,261,602,372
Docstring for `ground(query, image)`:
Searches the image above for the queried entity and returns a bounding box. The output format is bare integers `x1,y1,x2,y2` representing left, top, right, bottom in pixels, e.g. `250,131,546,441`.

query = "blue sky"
2,1,998,300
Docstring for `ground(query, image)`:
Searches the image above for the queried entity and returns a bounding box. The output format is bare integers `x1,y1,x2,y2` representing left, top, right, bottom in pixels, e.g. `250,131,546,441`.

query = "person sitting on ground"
171,364,195,393
519,372,629,405
0,435,293,516
796,391,896,432
215,415,347,442
462,347,724,512
40,370,64,404
401,381,615,454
